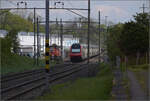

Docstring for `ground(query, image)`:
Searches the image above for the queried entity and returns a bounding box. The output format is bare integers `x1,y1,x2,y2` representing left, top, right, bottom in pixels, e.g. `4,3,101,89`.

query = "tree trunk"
136,51,140,65
125,56,127,67
146,52,148,64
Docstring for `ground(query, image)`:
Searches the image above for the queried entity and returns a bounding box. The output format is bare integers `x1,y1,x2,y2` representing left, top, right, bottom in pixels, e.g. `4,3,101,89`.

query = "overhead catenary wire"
3,0,148,8
1,0,149,1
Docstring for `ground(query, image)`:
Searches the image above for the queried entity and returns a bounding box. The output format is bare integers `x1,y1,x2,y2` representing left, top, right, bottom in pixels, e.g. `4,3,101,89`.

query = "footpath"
127,70,148,100
111,67,148,100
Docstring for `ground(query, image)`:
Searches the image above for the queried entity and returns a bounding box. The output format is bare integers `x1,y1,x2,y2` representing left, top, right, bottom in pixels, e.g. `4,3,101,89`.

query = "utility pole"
56,18,59,45
45,0,50,90
58,19,60,46
60,19,63,61
37,17,39,66
87,0,90,64
140,3,148,13
0,0,1,8
98,11,101,63
105,16,108,29
33,8,36,65
105,16,108,54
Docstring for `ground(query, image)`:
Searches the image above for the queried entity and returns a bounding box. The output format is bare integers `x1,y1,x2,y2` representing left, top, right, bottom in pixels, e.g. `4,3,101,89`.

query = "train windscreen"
71,44,80,53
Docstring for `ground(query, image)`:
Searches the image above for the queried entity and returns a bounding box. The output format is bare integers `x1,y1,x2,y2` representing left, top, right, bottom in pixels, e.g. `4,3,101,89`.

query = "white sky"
0,0,149,23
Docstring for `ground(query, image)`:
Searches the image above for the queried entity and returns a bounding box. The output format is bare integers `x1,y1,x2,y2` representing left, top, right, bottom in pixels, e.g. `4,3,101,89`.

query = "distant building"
18,32,79,58
0,30,79,57
0,30,79,59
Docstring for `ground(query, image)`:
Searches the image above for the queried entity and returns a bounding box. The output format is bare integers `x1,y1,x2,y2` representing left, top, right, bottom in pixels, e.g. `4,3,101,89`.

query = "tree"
0,11,45,53
120,13,148,55
119,13,149,64
6,29,20,53
107,23,124,63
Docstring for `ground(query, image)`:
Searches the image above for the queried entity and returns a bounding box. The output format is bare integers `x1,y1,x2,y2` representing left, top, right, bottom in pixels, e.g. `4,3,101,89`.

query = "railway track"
1,63,89,100
1,63,73,89
1,55,100,100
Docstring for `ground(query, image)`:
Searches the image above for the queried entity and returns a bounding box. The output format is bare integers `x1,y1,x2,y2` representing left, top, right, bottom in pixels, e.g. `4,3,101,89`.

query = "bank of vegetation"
0,10,45,75
106,12,148,98
107,12,148,66
38,63,113,100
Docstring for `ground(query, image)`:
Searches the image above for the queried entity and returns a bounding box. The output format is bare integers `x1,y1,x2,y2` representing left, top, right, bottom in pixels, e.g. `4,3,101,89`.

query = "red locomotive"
69,43,99,62
69,43,82,62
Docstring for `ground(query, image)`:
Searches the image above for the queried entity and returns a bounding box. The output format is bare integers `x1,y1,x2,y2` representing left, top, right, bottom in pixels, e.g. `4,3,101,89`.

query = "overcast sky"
0,0,149,24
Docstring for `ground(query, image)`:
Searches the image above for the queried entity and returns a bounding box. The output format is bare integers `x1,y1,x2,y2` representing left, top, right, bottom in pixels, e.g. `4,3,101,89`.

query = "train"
49,43,99,62
49,44,61,61
69,43,99,62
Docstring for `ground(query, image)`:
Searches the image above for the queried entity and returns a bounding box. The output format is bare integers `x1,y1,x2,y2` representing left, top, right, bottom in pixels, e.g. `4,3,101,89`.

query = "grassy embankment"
38,63,113,100
1,54,57,75
128,64,149,97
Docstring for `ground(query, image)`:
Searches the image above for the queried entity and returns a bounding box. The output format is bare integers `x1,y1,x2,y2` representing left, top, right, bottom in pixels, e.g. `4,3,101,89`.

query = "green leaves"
107,12,149,62
0,11,45,53
120,13,148,55
107,23,123,62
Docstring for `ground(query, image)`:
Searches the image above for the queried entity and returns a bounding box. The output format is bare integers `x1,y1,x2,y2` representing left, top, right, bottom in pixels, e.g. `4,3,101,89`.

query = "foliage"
1,38,11,55
0,11,45,53
0,10,45,32
107,23,124,62
119,13,149,55
6,29,20,53
0,11,32,31
106,13,148,64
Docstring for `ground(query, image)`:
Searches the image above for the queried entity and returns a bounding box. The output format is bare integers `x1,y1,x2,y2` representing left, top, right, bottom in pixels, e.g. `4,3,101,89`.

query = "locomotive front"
69,43,82,62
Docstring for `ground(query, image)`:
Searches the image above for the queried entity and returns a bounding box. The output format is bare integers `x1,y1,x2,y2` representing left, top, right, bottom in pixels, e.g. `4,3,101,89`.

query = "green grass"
38,63,113,100
1,54,56,75
128,64,149,72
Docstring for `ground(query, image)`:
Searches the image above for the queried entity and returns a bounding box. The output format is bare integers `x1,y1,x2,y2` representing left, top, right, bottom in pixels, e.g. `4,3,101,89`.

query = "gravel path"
127,70,148,100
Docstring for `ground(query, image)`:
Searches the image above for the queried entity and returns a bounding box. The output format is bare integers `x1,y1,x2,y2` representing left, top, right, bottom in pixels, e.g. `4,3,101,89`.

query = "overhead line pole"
87,0,90,64
37,17,39,66
99,11,101,63
60,19,63,61
33,8,36,65
140,3,148,13
105,16,108,54
45,0,50,90
56,18,59,45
